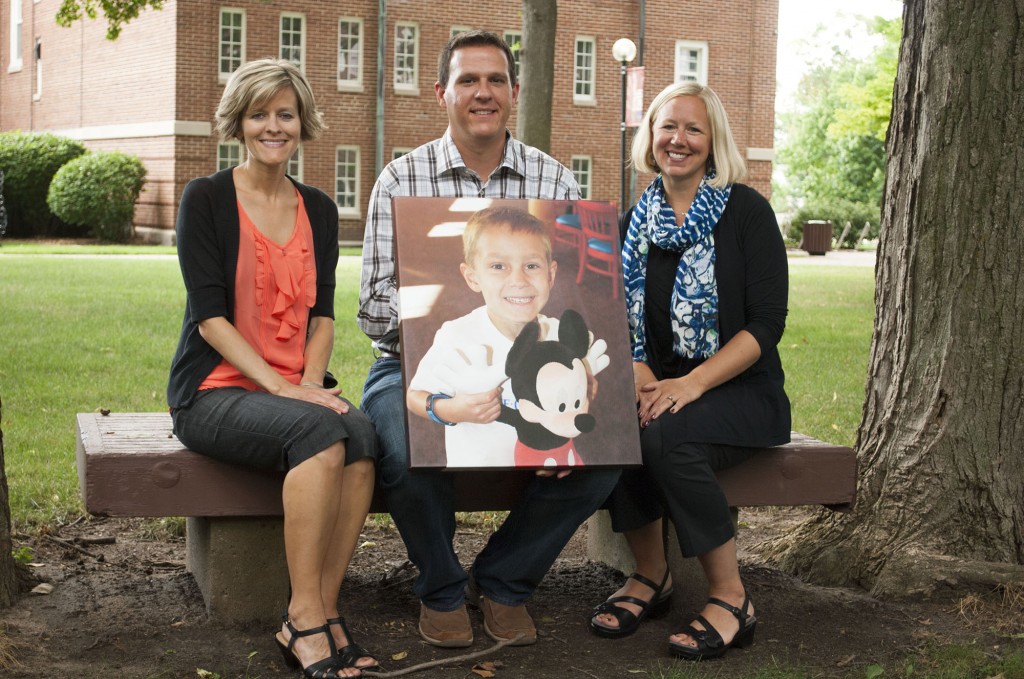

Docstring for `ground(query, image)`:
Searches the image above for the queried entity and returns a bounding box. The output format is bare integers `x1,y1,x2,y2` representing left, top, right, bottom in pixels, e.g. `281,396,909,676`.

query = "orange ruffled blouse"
200,191,316,391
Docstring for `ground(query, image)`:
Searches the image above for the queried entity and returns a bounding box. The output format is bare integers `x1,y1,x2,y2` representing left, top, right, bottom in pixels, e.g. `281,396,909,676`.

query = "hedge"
0,132,88,237
47,151,147,243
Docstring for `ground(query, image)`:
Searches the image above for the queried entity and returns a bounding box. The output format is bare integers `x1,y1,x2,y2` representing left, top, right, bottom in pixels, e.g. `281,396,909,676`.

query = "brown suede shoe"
418,604,474,648
479,596,537,646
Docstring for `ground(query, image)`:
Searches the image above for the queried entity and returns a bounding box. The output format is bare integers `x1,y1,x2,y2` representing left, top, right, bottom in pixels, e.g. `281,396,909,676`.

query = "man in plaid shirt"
358,30,620,650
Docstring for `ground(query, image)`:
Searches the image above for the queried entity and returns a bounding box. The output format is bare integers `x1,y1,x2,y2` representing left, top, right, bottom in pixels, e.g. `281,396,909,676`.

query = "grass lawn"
0,255,372,527
0,254,873,528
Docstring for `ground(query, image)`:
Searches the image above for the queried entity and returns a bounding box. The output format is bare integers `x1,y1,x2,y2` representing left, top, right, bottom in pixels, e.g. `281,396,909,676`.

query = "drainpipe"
376,0,386,176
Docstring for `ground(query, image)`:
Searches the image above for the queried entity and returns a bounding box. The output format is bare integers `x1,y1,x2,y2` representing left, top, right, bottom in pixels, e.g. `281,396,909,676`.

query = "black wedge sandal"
275,619,353,678
589,570,673,639
327,616,379,671
669,595,757,661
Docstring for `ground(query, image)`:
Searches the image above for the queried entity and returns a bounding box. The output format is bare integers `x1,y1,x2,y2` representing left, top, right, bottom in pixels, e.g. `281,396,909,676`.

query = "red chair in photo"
576,200,621,299
553,206,585,274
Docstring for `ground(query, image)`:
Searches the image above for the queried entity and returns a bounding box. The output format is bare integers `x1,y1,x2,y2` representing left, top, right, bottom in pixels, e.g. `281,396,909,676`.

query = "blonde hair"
215,59,326,142
630,82,746,188
463,207,552,264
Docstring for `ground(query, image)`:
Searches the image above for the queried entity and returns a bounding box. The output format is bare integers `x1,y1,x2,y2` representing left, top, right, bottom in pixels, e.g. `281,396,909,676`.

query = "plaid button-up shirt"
357,129,581,354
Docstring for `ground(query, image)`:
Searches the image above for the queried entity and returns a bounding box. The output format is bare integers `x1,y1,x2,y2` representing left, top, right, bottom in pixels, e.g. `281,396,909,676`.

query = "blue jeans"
361,357,620,610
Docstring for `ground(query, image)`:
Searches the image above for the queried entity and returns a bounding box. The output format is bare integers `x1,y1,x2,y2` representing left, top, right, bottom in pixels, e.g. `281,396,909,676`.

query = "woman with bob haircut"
588,81,790,661
167,58,378,678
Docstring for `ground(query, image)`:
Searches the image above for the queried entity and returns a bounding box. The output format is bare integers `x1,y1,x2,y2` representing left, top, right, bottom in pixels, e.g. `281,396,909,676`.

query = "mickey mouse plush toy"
499,309,600,467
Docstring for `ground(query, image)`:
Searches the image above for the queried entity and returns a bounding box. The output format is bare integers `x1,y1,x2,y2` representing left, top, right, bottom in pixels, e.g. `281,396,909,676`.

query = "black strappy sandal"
669,595,757,661
589,570,673,639
275,619,353,678
327,616,379,671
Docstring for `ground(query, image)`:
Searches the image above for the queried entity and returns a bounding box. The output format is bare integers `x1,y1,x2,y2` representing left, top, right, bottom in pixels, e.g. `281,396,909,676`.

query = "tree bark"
764,0,1024,597
0,393,20,608
516,0,557,153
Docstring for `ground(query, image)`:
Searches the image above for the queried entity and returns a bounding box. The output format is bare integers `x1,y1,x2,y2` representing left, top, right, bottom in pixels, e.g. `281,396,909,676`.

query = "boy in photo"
406,206,606,467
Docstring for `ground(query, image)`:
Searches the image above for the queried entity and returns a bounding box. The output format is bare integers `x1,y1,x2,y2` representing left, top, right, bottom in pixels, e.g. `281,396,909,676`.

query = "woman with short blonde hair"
589,82,789,662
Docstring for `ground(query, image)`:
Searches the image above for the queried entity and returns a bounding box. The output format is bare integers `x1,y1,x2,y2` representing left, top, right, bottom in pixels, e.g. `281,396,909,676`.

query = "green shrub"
47,151,147,243
0,131,88,237
788,199,881,249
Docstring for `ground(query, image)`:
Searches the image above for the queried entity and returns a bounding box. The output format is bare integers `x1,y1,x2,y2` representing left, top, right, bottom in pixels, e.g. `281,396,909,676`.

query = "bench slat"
76,412,856,517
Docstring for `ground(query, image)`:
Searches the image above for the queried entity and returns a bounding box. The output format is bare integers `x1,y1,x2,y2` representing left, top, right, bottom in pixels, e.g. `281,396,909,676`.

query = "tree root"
361,634,524,678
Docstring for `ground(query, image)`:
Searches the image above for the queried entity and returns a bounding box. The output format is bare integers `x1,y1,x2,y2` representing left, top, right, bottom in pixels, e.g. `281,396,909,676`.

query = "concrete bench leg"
186,517,289,625
586,509,739,615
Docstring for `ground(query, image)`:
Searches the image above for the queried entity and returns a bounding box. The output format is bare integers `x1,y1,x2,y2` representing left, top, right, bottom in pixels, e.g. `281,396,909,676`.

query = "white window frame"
335,145,361,217
288,146,303,182
674,40,708,85
280,12,306,71
503,31,522,82
573,36,596,105
393,21,419,95
337,17,363,92
9,0,23,73
392,147,412,160
218,8,246,83
571,156,592,200
450,25,472,38
217,141,242,171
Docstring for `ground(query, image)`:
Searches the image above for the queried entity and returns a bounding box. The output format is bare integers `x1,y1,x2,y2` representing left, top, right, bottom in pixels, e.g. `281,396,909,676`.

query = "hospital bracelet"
426,393,456,426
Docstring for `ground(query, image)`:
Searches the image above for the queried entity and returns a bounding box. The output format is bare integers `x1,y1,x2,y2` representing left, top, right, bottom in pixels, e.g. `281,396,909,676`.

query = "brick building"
1,0,777,241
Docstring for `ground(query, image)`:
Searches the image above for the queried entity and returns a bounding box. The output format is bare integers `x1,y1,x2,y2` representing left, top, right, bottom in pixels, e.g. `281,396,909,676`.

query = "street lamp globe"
612,38,637,64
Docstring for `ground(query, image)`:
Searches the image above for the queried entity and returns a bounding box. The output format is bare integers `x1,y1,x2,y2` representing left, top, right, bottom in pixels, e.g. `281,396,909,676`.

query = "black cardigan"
167,168,340,410
621,183,791,447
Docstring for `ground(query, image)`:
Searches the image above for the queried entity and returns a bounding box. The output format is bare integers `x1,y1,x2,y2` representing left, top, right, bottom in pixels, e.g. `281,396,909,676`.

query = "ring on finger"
666,395,676,403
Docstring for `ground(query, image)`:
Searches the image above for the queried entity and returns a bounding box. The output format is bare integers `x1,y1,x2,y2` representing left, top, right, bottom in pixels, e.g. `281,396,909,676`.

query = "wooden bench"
76,411,857,624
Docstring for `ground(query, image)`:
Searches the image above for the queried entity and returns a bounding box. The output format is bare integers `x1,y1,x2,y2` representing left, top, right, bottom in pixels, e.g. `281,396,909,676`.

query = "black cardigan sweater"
167,168,340,410
622,183,791,447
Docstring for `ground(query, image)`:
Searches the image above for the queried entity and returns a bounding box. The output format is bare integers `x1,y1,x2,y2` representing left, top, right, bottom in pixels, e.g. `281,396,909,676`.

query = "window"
219,8,245,82
280,13,305,70
288,147,303,182
217,142,242,171
337,18,363,91
394,22,419,94
503,31,522,82
574,37,595,104
32,38,40,100
335,146,361,216
450,26,472,38
571,156,592,199
392,148,412,160
674,40,708,84
8,0,23,72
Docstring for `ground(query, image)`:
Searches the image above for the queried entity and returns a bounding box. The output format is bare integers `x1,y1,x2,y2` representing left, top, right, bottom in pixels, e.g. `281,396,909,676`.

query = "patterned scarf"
622,175,731,362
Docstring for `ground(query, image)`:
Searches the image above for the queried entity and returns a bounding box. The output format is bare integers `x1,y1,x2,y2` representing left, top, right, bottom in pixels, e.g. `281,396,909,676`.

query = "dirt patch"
1,508,1019,679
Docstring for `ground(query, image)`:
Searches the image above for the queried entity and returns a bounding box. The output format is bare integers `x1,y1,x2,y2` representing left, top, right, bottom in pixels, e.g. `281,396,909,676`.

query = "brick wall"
1,0,777,238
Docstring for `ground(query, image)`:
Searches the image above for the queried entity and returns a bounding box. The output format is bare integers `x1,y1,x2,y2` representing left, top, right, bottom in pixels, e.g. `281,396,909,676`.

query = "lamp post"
612,38,637,211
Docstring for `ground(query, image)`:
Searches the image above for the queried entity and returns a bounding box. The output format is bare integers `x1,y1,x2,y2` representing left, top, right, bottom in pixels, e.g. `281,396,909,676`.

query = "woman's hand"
281,382,350,415
632,361,658,404
637,374,707,427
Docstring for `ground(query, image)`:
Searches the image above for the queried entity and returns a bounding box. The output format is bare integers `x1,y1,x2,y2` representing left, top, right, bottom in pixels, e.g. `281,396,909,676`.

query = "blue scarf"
622,175,731,362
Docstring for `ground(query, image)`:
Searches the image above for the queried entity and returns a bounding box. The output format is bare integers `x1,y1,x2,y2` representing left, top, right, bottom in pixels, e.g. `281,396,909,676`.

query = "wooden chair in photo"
553,206,585,274
576,200,621,299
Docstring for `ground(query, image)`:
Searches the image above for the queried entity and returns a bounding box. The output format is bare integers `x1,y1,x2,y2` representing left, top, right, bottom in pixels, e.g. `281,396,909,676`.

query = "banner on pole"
626,66,645,128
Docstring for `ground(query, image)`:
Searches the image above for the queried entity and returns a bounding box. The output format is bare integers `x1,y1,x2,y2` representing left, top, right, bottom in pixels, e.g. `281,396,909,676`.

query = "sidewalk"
787,247,876,268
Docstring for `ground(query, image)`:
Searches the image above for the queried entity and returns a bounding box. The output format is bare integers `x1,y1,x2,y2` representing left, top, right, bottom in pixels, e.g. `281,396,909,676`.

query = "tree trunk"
764,0,1024,598
516,0,557,153
0,393,19,607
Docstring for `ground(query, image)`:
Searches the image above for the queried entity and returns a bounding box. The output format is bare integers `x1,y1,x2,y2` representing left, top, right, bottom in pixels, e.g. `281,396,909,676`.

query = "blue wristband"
426,393,456,426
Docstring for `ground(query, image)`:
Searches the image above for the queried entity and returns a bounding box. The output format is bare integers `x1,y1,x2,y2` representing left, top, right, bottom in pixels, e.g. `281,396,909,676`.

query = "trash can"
800,220,832,256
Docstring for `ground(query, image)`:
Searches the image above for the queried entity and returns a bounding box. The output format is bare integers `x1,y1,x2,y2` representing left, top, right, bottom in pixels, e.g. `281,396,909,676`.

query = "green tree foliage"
776,17,901,238
0,132,88,237
47,151,147,243
56,0,164,40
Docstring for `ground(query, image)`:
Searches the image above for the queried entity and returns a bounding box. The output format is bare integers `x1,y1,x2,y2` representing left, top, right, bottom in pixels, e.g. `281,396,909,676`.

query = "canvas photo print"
393,196,642,470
